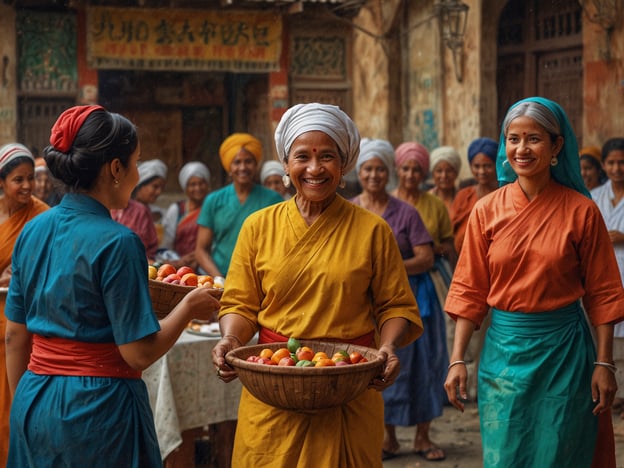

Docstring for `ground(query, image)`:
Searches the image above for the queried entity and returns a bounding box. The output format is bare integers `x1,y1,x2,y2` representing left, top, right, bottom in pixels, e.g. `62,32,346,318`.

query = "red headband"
50,105,105,153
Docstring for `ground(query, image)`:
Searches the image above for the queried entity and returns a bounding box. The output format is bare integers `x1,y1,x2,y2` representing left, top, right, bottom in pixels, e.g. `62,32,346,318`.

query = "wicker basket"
225,340,384,411
148,279,223,319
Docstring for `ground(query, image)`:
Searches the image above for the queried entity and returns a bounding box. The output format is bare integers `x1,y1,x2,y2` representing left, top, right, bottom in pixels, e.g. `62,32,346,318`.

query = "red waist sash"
258,327,375,347
28,335,141,379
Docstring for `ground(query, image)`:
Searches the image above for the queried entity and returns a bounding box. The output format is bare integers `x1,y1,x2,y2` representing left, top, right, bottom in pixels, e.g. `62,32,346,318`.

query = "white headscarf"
274,103,361,173
0,143,34,173
178,161,210,190
260,160,285,184
356,138,398,192
138,159,168,186
430,146,462,173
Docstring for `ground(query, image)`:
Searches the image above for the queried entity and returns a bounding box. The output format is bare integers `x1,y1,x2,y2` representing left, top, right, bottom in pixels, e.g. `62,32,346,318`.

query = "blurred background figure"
428,146,462,218
260,160,292,199
590,137,624,420
350,138,446,462
195,133,282,277
452,137,499,255
450,136,499,399
580,145,607,191
33,158,63,206
0,143,48,467
160,161,211,269
134,159,168,242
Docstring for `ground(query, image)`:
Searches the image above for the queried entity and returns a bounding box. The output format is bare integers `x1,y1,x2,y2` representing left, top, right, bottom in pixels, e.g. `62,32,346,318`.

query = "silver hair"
502,101,561,142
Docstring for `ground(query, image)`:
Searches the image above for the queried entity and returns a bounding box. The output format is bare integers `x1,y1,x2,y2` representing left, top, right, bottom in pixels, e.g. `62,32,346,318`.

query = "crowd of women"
1,97,623,467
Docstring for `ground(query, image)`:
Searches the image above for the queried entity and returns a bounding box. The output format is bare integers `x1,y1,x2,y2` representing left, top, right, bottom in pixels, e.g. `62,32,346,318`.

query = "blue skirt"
8,371,162,467
383,272,448,425
479,303,598,467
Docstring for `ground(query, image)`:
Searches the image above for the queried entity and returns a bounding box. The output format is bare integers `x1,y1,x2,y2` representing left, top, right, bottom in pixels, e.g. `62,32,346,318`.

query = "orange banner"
87,7,282,72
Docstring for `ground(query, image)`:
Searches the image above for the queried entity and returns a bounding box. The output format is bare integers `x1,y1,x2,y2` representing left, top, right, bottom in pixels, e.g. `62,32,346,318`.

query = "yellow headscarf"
219,133,263,171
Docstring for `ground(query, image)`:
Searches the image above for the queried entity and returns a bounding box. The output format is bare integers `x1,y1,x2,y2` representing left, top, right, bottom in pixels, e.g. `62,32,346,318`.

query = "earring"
550,157,558,167
339,177,346,189
114,179,119,185
282,174,291,188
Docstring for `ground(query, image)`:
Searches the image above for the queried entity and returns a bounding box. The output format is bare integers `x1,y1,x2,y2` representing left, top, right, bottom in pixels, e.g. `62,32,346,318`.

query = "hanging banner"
87,7,282,72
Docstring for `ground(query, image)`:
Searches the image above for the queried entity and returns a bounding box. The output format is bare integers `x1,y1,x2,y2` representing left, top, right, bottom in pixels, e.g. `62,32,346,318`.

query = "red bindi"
312,148,317,153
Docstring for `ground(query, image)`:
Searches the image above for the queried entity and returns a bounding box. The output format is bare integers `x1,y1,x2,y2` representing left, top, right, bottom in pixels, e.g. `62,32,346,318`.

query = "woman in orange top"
444,97,624,468
0,143,48,467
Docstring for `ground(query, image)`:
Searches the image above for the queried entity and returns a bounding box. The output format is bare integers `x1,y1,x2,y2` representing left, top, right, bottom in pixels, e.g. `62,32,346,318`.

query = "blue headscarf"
496,96,589,198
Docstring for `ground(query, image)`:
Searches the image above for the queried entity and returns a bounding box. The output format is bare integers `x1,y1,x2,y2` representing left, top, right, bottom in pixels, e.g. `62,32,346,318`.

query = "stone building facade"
0,0,622,187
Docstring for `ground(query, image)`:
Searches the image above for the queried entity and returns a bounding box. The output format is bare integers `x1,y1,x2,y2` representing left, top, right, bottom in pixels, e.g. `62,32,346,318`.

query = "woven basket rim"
226,340,384,376
148,278,195,292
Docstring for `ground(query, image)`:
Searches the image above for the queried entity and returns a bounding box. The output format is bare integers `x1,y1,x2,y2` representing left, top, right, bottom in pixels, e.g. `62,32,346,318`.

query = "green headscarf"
496,96,590,198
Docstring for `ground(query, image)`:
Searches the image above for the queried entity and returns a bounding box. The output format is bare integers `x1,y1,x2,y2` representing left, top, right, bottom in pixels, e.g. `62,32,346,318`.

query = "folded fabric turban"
0,143,34,173
219,133,263,171
467,137,498,163
579,146,602,164
49,105,104,153
430,146,462,173
138,159,168,186
178,161,210,190
260,160,285,184
394,142,430,175
274,102,361,173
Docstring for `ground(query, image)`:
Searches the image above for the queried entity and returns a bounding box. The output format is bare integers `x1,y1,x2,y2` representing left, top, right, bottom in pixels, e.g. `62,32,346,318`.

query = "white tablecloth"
142,331,245,460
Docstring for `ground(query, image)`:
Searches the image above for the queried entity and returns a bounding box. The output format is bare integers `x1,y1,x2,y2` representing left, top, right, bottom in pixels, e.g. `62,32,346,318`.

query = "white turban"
430,146,462,173
274,103,361,173
356,138,398,191
178,161,210,190
138,159,168,186
260,160,285,184
0,143,34,173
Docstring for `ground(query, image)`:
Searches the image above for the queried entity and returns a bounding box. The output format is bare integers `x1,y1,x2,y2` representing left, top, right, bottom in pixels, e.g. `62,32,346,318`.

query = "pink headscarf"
394,142,430,175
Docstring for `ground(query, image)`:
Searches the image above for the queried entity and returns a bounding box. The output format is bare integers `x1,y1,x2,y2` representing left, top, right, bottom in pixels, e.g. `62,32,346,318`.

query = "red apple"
278,357,296,366
162,273,181,283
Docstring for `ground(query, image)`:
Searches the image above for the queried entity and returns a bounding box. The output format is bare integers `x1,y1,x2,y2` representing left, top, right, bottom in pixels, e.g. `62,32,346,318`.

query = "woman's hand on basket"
212,334,241,383
369,344,400,391
181,287,221,321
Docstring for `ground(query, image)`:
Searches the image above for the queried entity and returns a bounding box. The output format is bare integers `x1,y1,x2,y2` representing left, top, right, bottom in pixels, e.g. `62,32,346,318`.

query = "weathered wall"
582,14,624,146
0,4,17,144
352,0,401,142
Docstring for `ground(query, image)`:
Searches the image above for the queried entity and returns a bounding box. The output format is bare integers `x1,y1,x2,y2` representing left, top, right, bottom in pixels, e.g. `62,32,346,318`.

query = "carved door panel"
497,0,583,143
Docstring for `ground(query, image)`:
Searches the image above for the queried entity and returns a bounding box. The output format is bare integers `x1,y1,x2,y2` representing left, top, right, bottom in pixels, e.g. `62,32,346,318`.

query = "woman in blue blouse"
4,105,220,467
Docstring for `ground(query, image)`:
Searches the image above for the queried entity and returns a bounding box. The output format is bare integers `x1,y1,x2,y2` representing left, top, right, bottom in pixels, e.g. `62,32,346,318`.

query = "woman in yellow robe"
0,143,48,467
212,103,423,468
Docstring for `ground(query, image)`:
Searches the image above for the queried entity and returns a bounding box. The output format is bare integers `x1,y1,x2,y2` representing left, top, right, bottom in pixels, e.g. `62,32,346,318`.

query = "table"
142,331,247,462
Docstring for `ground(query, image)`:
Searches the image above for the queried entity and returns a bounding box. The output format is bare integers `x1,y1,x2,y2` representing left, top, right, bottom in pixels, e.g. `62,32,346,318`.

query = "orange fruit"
271,347,291,364
296,346,314,362
312,351,328,362
157,263,176,278
315,358,336,367
180,273,198,286
176,266,195,277
259,348,274,359
349,351,364,364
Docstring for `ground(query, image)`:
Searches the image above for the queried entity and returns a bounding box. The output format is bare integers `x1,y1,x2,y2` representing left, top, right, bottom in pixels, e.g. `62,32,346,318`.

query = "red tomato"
349,351,364,364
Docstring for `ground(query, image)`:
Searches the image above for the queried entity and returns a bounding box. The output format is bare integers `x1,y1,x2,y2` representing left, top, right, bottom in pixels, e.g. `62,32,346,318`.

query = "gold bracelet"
448,360,466,370
593,361,617,374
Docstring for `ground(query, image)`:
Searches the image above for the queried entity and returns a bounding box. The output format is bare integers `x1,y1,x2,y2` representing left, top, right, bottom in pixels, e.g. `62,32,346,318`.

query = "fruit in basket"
148,265,158,280
295,346,314,362
157,264,176,278
176,266,194,277
180,273,198,286
278,356,296,366
162,273,181,284
271,347,291,365
287,337,301,353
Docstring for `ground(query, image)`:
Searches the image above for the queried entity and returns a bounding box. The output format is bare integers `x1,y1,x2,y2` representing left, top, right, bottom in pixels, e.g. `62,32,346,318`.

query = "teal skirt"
478,302,598,467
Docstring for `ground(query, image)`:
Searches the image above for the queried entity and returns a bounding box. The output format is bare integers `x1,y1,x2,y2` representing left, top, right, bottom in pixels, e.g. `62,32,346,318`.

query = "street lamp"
434,0,469,82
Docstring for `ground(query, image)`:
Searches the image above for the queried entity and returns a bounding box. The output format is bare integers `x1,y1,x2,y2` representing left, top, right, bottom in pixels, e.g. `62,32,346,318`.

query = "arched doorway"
496,0,583,144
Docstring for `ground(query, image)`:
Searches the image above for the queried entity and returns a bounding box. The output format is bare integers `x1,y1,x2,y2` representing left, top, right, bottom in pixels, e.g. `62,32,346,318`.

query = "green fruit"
287,337,301,353
295,360,314,367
